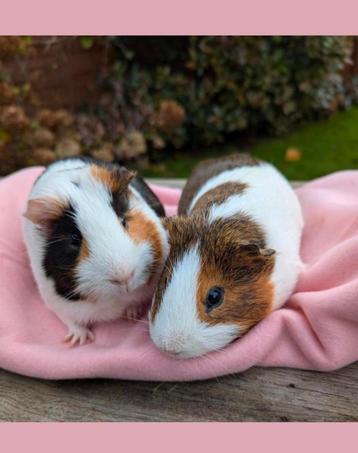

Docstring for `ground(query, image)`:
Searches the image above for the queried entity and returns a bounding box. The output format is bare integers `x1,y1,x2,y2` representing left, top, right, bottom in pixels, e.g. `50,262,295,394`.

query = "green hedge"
101,36,355,151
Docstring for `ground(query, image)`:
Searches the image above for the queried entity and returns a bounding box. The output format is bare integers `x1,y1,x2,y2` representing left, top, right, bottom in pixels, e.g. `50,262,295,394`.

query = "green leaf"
79,36,95,50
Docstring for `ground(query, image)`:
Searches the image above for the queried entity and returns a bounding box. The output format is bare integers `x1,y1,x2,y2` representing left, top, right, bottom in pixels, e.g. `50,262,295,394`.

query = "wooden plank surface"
0,363,357,422
0,178,356,422
147,179,304,189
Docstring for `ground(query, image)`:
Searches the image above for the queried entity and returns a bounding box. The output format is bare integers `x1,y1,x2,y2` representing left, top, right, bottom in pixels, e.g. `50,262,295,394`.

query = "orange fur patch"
24,197,67,228
78,238,90,263
196,261,274,334
90,165,122,192
127,210,162,283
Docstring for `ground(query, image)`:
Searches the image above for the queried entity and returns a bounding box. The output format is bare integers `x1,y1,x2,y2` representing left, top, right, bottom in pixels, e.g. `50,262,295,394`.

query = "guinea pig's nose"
162,345,182,356
109,270,134,286
161,336,185,356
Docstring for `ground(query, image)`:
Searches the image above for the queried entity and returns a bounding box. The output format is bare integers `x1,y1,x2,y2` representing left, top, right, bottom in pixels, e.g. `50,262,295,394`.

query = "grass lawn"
142,106,358,180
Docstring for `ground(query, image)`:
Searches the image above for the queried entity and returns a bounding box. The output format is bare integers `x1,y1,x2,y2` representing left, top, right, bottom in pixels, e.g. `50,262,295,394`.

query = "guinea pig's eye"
121,216,128,229
69,232,81,248
205,287,225,313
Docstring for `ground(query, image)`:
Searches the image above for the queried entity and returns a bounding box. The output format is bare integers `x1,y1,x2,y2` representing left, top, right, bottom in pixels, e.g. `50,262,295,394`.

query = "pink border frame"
1,0,358,34
1,0,358,446
0,423,357,451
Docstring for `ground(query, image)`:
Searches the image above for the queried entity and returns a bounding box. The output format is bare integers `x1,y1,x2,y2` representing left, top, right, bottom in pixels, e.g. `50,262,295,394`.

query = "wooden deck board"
0,363,357,422
147,179,304,189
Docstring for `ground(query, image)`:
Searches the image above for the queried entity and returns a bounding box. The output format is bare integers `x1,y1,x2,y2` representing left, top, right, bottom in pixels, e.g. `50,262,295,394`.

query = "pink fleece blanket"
0,167,357,381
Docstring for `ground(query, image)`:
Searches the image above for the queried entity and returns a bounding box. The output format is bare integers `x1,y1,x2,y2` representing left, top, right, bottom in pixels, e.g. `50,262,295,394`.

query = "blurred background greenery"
0,36,357,179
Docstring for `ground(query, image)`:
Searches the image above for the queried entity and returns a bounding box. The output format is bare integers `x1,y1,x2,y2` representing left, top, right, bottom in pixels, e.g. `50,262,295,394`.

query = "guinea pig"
22,157,169,345
149,154,304,359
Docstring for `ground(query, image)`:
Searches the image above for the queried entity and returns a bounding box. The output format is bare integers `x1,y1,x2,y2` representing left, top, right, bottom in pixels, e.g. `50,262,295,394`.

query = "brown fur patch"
24,197,67,229
207,215,267,250
151,213,275,330
196,261,274,333
127,210,163,284
78,237,90,263
192,182,247,214
195,214,275,331
90,164,134,194
179,153,260,215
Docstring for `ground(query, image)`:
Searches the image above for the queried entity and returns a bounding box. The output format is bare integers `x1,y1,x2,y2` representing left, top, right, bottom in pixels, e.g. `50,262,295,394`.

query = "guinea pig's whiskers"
56,265,76,272
46,239,62,246
75,284,97,300
210,345,229,354
204,355,238,382
201,352,229,383
65,288,81,299
46,236,66,246
126,317,149,325
201,354,223,380
205,347,241,380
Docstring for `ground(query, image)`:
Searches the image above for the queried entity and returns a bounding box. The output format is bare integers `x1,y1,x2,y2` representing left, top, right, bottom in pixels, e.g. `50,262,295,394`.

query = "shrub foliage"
104,36,355,149
0,36,356,174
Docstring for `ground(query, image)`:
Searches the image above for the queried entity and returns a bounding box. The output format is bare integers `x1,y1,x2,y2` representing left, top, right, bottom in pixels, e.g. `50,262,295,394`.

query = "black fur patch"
43,204,82,301
110,168,166,219
111,188,129,219
131,176,166,217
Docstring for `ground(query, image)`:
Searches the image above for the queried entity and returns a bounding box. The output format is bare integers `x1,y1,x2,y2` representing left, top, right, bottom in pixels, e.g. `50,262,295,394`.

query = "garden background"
0,36,357,179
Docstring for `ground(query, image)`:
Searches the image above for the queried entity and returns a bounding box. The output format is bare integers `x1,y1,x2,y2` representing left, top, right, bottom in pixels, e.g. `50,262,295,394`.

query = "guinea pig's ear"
118,167,136,185
235,241,276,280
161,216,185,243
161,216,173,229
23,197,64,228
238,241,276,258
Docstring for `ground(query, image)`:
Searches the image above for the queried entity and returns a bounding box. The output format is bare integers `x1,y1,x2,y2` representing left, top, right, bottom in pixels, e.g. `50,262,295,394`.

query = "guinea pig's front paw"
63,324,95,347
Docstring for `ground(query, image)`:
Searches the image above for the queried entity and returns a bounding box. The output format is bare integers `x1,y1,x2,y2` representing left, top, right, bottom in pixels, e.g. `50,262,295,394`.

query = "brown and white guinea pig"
22,157,169,346
149,154,304,359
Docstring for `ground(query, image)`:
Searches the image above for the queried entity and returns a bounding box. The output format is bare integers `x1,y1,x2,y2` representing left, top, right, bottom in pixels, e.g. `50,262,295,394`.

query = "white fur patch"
149,247,239,359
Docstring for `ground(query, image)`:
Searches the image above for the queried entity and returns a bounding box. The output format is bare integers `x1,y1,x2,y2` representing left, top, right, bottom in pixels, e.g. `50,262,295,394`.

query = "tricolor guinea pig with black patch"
149,154,304,359
23,157,169,345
